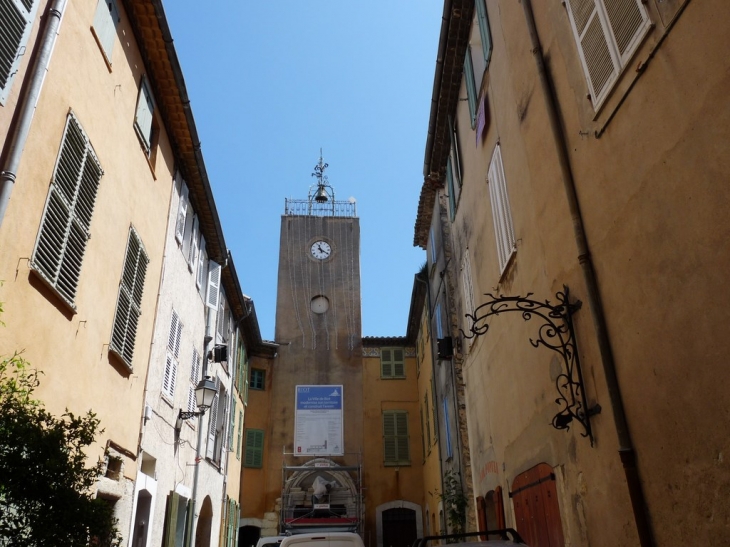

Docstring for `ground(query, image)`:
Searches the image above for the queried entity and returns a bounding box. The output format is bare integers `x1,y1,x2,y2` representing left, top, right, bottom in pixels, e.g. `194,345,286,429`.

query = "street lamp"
175,376,217,430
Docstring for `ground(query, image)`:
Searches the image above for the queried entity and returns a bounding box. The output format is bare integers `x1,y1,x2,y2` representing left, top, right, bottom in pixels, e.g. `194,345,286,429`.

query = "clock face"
311,295,329,314
310,240,332,260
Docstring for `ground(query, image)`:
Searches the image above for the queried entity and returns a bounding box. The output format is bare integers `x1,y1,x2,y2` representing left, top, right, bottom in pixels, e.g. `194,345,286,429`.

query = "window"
175,177,188,244
463,0,493,127
206,378,225,464
0,0,41,105
565,0,650,109
244,429,264,468
30,112,103,308
162,310,182,400
91,0,120,64
197,237,207,291
224,498,240,547
431,379,438,441
446,157,457,222
443,398,453,459
383,410,410,465
236,410,243,460
206,260,221,310
250,369,265,390
381,348,405,379
109,226,149,369
487,144,516,275
187,348,201,416
435,302,444,340
424,393,431,449
461,248,476,340
134,76,159,160
228,400,236,451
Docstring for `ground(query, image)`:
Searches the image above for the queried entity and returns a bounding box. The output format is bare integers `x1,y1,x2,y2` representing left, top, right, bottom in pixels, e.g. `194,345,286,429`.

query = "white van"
256,536,287,547
279,532,365,547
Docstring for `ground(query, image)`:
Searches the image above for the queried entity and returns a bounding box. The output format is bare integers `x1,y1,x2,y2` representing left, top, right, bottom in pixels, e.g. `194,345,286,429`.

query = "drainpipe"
519,1,654,545
0,0,67,228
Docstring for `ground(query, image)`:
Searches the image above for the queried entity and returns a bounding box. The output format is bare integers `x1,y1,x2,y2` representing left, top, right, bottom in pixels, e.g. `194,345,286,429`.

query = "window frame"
250,368,265,391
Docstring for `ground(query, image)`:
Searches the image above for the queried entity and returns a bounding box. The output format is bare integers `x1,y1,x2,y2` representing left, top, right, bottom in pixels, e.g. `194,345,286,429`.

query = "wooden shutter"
381,348,393,378
32,113,103,307
163,310,182,399
236,410,243,459
395,411,409,461
206,261,221,309
244,429,264,468
461,249,476,343
206,377,220,459
92,0,119,62
463,48,478,127
162,491,180,547
175,182,189,243
487,144,516,274
475,0,493,67
393,349,405,378
135,78,154,151
565,0,648,108
383,411,409,464
109,226,149,368
197,237,207,289
228,400,236,450
0,0,38,104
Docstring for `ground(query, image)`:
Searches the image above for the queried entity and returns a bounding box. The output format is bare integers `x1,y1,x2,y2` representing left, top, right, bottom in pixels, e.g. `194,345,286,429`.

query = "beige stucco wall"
435,1,730,546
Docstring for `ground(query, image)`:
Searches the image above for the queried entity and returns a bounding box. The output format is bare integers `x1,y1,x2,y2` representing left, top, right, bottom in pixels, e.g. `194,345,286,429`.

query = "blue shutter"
475,0,493,67
463,48,477,127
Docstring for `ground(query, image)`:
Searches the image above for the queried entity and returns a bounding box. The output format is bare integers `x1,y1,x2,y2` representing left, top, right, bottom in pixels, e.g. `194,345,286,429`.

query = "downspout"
0,0,67,228
519,1,655,546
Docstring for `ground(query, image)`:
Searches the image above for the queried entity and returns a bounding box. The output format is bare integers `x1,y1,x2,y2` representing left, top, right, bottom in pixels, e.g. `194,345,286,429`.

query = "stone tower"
264,155,364,528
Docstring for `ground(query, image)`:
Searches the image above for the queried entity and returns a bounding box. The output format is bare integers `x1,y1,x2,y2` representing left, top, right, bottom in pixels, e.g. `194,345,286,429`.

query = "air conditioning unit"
212,344,228,363
437,337,453,360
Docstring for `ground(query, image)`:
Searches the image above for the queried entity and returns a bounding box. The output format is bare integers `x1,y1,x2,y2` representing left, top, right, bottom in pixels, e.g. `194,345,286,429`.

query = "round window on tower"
311,295,329,314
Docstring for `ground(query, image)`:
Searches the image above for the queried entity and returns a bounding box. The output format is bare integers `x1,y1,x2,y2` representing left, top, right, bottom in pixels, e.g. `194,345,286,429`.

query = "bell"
314,186,329,203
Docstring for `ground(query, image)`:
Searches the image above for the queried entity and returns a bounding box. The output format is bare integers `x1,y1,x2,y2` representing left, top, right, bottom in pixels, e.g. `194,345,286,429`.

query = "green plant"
439,469,468,537
0,352,121,546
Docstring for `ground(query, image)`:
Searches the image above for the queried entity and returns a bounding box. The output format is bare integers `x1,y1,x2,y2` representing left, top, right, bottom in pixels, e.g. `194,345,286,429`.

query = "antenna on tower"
309,149,335,210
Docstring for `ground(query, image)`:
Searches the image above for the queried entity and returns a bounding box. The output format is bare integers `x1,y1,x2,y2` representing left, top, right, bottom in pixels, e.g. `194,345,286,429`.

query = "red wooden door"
510,464,565,547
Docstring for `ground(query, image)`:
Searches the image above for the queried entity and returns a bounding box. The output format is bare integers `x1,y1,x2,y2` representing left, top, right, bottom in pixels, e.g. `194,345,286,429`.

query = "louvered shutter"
395,411,410,462
162,491,180,547
228,400,236,451
244,429,264,468
32,114,103,307
462,249,476,332
448,116,462,189
109,226,149,369
206,260,221,309
487,145,516,274
188,216,199,269
92,0,119,62
163,311,182,398
197,237,207,289
381,348,393,378
206,377,220,459
175,182,189,243
0,0,39,104
236,410,243,459
475,0,492,67
446,157,456,222
393,349,405,378
135,78,154,151
463,48,478,127
188,349,201,414
565,0,648,108
383,412,397,463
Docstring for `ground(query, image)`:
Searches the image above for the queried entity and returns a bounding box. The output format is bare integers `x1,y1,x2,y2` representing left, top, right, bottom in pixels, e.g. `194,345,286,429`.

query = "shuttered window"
109,226,149,369
381,348,405,379
30,112,103,309
244,429,264,468
196,238,207,290
475,0,493,68
175,178,188,243
463,48,478,127
383,410,410,465
236,409,243,460
250,369,265,390
92,0,120,64
162,310,182,399
134,76,156,154
0,0,40,104
228,400,236,451
564,0,649,109
187,348,201,416
487,144,516,275
206,260,221,310
446,157,457,222
461,248,476,338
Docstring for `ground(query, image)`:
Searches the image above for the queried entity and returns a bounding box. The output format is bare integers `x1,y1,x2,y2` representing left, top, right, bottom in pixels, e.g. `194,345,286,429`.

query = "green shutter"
383,411,410,464
383,412,397,463
475,0,493,67
464,48,477,127
447,157,456,221
236,410,243,460
244,429,264,468
396,412,410,462
228,400,236,451
162,491,180,547
381,348,393,377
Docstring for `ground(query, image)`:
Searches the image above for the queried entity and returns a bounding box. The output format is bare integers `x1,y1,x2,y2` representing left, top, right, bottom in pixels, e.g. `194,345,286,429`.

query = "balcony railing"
284,198,357,218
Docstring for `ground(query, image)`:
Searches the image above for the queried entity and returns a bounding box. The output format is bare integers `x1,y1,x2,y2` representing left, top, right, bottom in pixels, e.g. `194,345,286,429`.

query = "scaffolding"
279,451,363,535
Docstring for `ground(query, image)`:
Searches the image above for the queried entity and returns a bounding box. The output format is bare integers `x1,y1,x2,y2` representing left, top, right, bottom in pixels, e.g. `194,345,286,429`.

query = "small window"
162,310,182,400
381,348,405,379
134,76,160,162
383,410,410,465
0,0,41,105
487,144,516,275
30,112,103,309
109,226,149,369
244,429,264,468
564,0,650,109
92,0,120,65
250,369,265,390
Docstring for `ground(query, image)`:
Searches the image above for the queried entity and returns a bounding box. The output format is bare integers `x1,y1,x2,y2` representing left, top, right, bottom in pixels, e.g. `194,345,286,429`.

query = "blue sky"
164,1,443,340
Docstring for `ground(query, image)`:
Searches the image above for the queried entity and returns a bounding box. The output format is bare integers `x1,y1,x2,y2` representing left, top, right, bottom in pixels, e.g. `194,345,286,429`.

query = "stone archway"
195,496,214,547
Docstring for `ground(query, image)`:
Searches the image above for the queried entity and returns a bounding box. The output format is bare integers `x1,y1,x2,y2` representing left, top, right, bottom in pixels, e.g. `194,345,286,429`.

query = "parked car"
279,532,365,547
256,536,288,547
411,530,527,547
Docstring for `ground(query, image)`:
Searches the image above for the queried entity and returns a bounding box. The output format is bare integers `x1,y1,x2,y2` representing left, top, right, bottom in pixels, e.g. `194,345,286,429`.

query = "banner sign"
294,385,344,456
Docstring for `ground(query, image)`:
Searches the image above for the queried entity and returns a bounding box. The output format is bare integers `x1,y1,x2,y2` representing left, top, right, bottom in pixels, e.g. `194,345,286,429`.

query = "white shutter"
92,0,119,62
175,182,189,243
0,0,40,105
565,0,649,109
188,349,201,414
188,216,199,270
206,377,220,459
487,144,516,274
196,237,207,289
206,260,221,310
163,310,182,398
135,78,154,150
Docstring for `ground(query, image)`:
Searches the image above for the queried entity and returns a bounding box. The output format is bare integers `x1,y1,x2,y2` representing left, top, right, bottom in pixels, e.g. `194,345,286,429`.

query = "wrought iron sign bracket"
461,285,601,445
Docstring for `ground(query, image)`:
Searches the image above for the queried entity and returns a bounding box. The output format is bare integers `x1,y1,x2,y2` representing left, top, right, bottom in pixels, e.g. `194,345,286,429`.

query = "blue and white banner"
294,385,344,456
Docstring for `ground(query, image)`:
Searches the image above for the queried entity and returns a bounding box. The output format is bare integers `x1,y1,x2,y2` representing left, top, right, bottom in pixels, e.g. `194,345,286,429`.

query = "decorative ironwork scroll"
461,285,600,444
